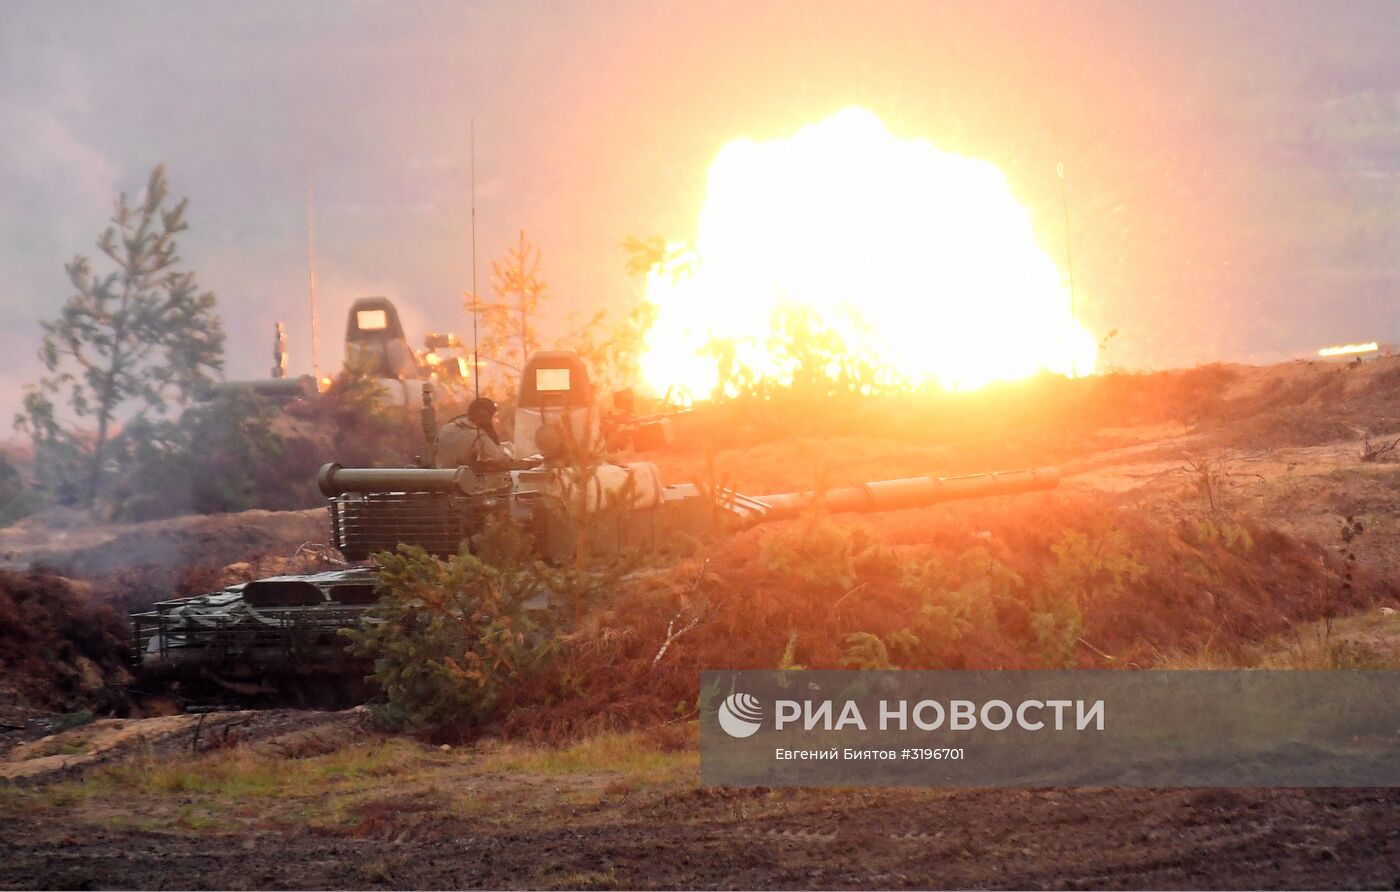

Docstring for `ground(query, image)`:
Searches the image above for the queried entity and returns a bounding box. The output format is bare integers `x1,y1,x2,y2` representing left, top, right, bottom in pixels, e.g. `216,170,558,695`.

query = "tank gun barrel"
317,462,477,497
205,376,317,402
747,467,1060,524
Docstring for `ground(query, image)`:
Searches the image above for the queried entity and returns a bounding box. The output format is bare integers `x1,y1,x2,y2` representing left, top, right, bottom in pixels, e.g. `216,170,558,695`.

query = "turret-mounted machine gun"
132,350,1060,696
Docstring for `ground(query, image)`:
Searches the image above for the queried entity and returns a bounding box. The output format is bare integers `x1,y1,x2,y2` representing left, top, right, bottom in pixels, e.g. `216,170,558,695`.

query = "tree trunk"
87,410,110,507
86,355,121,507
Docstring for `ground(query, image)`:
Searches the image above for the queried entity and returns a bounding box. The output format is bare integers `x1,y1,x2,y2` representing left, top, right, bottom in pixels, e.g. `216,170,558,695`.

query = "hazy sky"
2,0,1396,423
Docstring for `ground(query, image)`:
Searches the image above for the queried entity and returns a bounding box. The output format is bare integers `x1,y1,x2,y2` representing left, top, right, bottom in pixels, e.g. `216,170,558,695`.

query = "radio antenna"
307,184,321,382
470,119,481,398
1053,124,1079,377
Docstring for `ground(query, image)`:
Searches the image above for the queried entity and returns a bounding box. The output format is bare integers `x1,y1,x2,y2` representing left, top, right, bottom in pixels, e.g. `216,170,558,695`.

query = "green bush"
1029,526,1146,668
1027,590,1085,669
0,454,39,525
342,520,557,733
890,547,1017,666
1047,526,1146,604
286,372,422,470
108,390,322,520
840,631,898,670
841,530,1147,670
1193,518,1254,552
759,511,857,592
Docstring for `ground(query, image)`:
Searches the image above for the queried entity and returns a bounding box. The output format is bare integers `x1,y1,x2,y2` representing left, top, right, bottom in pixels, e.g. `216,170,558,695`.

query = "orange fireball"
638,108,1097,400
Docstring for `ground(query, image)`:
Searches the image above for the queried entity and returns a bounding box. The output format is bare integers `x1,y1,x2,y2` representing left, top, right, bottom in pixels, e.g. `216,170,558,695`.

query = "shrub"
1193,519,1254,552
1046,526,1147,605
342,520,557,734
286,372,423,470
777,629,806,670
1028,526,1146,668
851,530,1146,670
0,454,39,525
108,390,322,520
884,547,1017,667
840,631,898,670
1026,588,1085,669
759,511,857,592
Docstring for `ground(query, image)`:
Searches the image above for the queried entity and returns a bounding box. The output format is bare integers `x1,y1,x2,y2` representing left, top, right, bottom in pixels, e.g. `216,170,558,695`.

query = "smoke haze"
1,0,1396,423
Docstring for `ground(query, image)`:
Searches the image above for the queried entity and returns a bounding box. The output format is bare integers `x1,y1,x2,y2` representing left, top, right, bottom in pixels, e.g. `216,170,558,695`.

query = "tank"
131,567,382,701
197,297,476,412
132,350,1060,694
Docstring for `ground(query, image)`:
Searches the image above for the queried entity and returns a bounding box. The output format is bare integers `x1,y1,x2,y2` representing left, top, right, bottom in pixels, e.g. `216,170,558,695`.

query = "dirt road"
2,778,1396,889
0,712,1395,890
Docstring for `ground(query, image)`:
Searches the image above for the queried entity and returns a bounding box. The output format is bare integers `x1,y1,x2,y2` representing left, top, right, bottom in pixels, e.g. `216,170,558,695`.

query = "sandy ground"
0,726,1397,889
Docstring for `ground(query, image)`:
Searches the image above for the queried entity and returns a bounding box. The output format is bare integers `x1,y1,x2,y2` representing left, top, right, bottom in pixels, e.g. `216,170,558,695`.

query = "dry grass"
475,728,696,783
1158,608,1400,669
2,728,702,845
25,736,439,819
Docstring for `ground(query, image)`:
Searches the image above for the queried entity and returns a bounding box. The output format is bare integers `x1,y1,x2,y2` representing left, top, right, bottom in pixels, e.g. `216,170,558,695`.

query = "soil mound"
1,507,329,609
0,569,131,712
501,492,1397,740
0,706,371,783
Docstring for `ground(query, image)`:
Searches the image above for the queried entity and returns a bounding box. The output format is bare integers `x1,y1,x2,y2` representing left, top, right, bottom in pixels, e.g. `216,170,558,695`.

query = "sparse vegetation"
103,738,422,798
1361,434,1399,462
475,729,696,781
1159,608,1400,670
1179,450,1265,514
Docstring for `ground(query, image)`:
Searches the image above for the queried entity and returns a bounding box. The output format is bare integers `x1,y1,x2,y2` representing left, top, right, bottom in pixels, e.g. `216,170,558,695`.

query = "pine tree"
476,230,549,380
16,165,225,507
